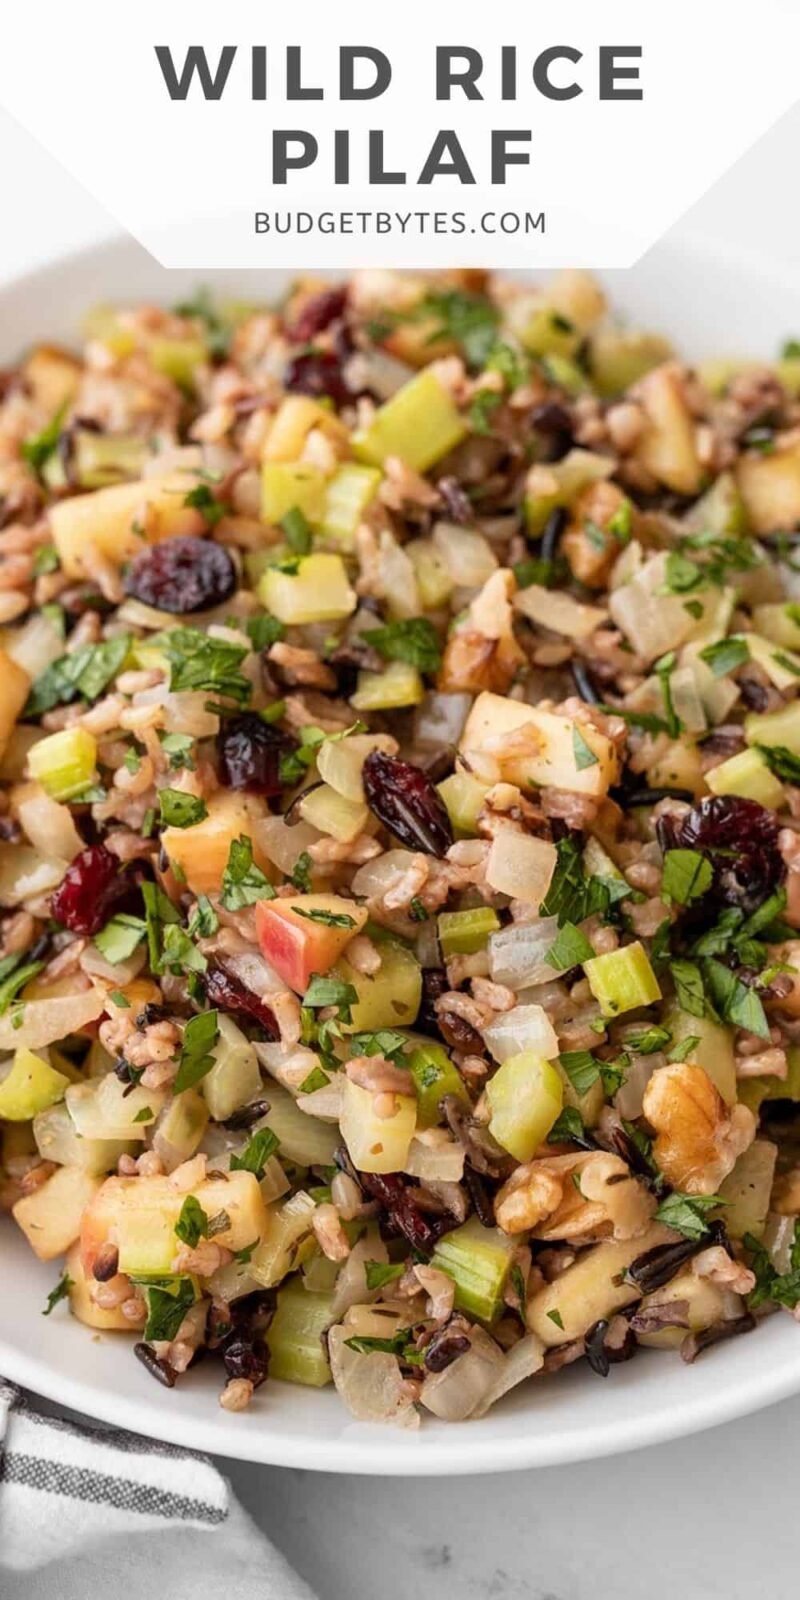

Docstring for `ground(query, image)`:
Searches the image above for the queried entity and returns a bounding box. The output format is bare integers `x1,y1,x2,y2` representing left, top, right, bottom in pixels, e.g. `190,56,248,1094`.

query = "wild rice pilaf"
3,268,800,1424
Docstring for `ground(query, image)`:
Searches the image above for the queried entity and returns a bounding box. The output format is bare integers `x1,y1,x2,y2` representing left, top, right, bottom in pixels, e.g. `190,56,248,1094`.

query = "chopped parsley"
174,1194,210,1248
25,634,132,717
558,1049,602,1097
293,906,356,929
94,913,147,965
661,849,713,907
699,636,750,678
220,835,274,911
42,1271,73,1316
22,406,66,475
133,1276,198,1343
230,1126,279,1180
162,627,251,706
572,726,599,771
361,617,442,674
159,732,196,772
364,1260,406,1292
546,922,594,972
173,1010,220,1093
540,835,613,927
159,788,208,830
290,851,313,893
654,1191,723,1241
302,974,358,1018
184,483,226,526
547,1107,588,1146
280,506,313,554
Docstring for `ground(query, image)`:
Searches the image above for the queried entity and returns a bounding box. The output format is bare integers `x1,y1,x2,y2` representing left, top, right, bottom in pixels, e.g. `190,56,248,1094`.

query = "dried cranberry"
288,286,348,343
216,712,297,798
531,401,574,461
124,536,236,614
50,844,127,935
284,349,351,409
361,751,454,858
424,1330,471,1373
221,1334,269,1388
360,1171,452,1255
656,795,783,914
203,961,280,1039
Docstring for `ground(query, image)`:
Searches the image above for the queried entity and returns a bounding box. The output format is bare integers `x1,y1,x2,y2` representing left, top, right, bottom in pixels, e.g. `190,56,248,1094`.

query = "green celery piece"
437,907,501,958
431,1217,514,1322
406,1041,469,1128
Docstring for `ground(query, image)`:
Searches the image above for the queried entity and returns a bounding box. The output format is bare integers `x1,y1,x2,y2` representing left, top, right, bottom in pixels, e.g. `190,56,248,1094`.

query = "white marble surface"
4,96,800,1600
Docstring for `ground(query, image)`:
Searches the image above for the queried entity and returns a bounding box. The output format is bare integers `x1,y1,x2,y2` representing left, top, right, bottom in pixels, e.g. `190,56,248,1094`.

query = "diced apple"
458,691,618,798
200,1015,262,1122
80,1168,269,1278
633,364,703,495
0,651,30,759
298,784,370,843
14,1165,102,1262
162,791,269,895
258,553,357,625
737,439,800,534
340,1076,417,1174
23,344,82,412
256,893,368,993
50,473,205,579
65,1241,131,1332
262,396,348,463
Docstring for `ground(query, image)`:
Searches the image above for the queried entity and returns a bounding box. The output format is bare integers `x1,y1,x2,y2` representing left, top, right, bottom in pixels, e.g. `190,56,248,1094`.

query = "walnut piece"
495,1151,655,1241
642,1062,755,1196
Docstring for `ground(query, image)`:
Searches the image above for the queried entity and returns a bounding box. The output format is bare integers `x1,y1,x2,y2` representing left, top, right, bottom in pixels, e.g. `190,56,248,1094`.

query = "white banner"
1,0,799,268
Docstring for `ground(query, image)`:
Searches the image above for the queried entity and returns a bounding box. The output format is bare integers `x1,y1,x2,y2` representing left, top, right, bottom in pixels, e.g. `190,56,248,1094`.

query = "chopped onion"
0,986,106,1051
331,1231,389,1320
513,585,608,642
296,1080,345,1122
419,1327,505,1421
488,918,566,988
376,532,419,620
17,790,83,863
223,948,285,997
404,1135,465,1183
0,843,69,908
483,1004,559,1063
135,688,219,737
142,444,203,479
413,693,472,750
344,347,414,401
668,666,707,735
4,613,63,680
486,833,557,905
351,848,416,900
254,1041,319,1092
256,814,322,875
433,522,498,589
614,1051,664,1120
609,551,700,664
80,942,146,987
328,1308,420,1428
471,1333,545,1418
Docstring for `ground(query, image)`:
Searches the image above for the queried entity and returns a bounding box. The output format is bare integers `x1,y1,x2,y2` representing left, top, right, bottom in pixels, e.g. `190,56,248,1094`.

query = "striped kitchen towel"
0,1382,316,1598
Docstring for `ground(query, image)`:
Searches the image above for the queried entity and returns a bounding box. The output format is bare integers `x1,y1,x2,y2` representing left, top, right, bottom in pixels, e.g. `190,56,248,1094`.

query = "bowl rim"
2,227,800,1475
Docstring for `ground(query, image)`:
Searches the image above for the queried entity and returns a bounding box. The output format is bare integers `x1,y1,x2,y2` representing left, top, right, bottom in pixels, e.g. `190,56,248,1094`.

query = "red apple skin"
255,894,367,993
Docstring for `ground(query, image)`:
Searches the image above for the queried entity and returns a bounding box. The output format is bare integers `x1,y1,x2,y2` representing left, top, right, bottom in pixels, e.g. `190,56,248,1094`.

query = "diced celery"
682,471,747,537
148,337,208,388
520,305,581,359
437,772,490,837
718,1139,777,1240
337,941,422,1033
28,726,96,801
407,1039,469,1128
582,836,629,897
588,329,673,396
249,1191,317,1288
540,353,589,397
706,748,785,810
340,1075,417,1173
316,732,393,803
319,464,382,547
153,1089,209,1165
350,660,424,711
584,942,661,1018
486,1051,563,1162
267,1279,334,1386
431,1217,515,1322
438,907,501,957
200,1015,262,1122
298,783,369,843
257,1082,339,1167
73,431,149,490
354,370,467,472
744,700,800,754
261,462,326,527
746,634,800,692
258,552,356,625
0,1048,68,1121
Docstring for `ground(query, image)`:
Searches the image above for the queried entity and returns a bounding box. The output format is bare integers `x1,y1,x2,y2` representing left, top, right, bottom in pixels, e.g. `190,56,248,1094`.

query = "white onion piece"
344,347,414,401
331,1231,389,1320
254,1041,319,1092
4,613,63,679
432,522,498,588
486,833,557,905
471,1333,545,1418
206,1259,261,1303
513,585,608,642
117,598,182,631
413,693,472,750
223,948,285,997
419,1327,505,1421
483,1004,559,1064
489,918,566,987
80,942,146,987
0,843,69,907
329,1308,420,1428
351,848,417,900
668,666,707,734
609,551,721,665
134,688,219,737
296,1080,345,1122
143,444,203,478
376,532,419,619
256,814,322,875
17,790,83,863
614,1051,665,1120
404,1136,465,1183
0,986,106,1051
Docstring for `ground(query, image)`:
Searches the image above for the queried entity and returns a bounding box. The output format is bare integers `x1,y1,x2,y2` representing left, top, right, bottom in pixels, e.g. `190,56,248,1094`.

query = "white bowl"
1,232,799,1474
